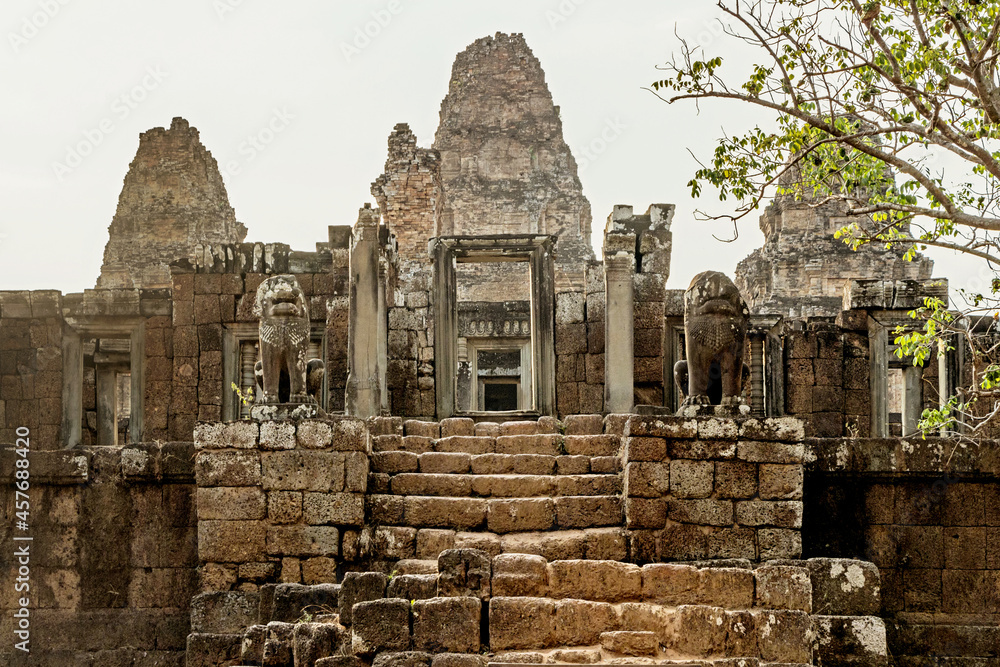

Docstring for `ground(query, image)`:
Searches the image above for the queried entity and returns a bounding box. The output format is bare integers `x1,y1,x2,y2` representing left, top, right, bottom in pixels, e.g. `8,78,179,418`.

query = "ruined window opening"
432,235,556,418
62,318,145,448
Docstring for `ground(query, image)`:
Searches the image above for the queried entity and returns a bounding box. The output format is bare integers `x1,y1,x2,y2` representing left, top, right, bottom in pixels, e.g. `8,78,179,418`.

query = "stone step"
369,494,622,532
490,599,814,663
399,527,629,562
371,450,621,475
383,473,620,497
373,433,620,457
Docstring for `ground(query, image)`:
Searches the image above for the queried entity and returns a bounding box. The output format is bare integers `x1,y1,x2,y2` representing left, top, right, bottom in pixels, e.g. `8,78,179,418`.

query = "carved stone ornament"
250,274,326,420
674,271,751,416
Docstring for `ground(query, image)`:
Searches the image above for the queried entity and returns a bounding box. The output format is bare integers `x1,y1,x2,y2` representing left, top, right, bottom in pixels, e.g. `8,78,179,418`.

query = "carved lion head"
254,274,309,321
685,270,750,319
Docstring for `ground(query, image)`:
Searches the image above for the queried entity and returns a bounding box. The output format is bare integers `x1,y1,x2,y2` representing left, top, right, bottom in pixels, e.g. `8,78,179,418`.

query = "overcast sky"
0,0,978,297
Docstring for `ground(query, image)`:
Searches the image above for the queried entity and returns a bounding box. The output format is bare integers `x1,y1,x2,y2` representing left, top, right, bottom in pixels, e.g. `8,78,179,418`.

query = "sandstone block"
373,434,404,452
759,464,804,500
416,529,457,560
564,414,604,435
404,420,440,438
738,417,805,442
555,496,621,528
186,633,242,667
488,597,555,650
412,596,481,653
400,435,435,454
659,605,726,656
669,498,734,526
668,438,737,460
495,434,562,456
374,526,418,560
591,456,619,474
436,436,494,455
352,598,410,655
600,631,658,656
303,492,365,525
625,416,698,438
454,531,502,558
624,436,667,462
405,497,486,530
388,573,438,601
625,497,667,529
487,498,555,533
586,528,628,561
190,591,259,633
624,462,669,498
808,558,881,615
492,553,548,597
669,459,714,498
259,421,296,450
431,654,486,667
470,453,553,475
330,418,370,452
195,450,261,487
563,434,618,456
345,452,369,492
474,422,500,437
317,658,365,667
814,615,888,666
194,421,259,449
737,440,805,464
755,564,812,612
553,598,619,645
438,548,491,599
266,525,339,557
472,474,554,497
547,560,641,602
440,417,475,437
753,609,814,663
714,461,758,499
373,451,419,474
198,520,266,562
419,452,471,474
197,486,266,521
555,455,590,475
268,582,340,621
297,420,333,448
261,450,344,492
736,500,803,528
759,528,802,560
340,571,388,625
393,473,472,496
294,622,343,667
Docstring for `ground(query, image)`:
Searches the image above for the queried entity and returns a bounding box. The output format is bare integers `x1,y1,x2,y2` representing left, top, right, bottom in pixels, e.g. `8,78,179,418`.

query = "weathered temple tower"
432,32,595,291
96,117,247,289
736,198,933,317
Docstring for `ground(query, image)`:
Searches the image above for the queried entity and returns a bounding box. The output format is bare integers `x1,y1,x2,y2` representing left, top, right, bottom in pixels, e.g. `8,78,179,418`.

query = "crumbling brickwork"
97,117,247,290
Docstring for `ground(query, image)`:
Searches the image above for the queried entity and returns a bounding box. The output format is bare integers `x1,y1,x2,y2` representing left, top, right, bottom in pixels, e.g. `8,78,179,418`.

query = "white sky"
0,0,979,297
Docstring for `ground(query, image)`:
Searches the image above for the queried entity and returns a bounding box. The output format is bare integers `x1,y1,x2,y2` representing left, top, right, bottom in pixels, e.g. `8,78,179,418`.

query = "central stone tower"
432,32,595,290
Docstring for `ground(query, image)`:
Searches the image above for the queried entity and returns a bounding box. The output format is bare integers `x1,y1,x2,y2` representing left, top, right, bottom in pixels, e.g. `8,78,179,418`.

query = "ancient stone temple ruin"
1,32,997,667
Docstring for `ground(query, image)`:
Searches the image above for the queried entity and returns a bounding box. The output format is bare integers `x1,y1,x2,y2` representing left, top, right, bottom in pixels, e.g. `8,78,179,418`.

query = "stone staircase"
186,549,890,666
367,416,627,564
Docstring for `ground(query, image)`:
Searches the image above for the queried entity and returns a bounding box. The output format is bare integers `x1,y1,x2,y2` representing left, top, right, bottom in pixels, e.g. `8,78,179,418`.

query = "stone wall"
622,415,805,563
806,436,1000,663
193,419,369,591
783,317,872,438
0,291,62,449
0,442,197,666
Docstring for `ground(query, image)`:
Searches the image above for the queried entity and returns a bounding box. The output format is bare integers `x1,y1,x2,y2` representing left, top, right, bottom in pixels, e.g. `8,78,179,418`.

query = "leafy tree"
652,0,1000,436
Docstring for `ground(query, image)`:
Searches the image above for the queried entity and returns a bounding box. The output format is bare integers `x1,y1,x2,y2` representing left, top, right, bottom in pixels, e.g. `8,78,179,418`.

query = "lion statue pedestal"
249,274,326,421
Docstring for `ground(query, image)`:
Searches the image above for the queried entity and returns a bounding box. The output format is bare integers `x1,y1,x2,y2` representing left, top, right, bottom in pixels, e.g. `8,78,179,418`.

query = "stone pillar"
604,251,635,413
346,205,383,419
868,317,888,438
902,365,922,436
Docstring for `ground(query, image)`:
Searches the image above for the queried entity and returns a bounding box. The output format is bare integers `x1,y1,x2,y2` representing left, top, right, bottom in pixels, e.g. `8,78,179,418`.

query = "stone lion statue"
673,271,750,412
252,275,324,413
